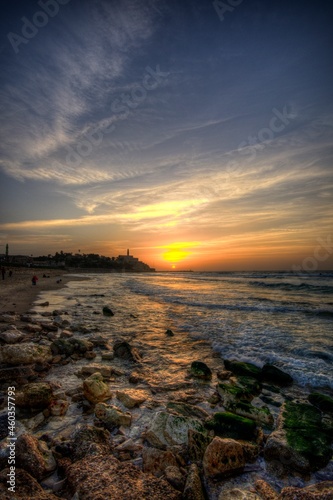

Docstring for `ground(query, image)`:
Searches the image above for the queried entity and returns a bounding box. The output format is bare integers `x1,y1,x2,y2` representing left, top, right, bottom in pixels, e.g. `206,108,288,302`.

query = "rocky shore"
0,279,332,499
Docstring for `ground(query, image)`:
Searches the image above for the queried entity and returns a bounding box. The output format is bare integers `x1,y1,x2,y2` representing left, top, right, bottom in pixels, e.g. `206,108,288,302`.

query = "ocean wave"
249,280,333,294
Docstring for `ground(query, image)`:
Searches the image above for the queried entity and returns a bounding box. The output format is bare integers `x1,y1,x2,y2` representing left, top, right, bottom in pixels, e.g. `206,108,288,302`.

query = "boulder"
188,429,212,462
95,402,132,427
261,364,293,386
167,401,209,420
143,446,179,477
183,463,205,500
279,481,333,499
190,361,212,380
83,372,111,404
224,359,261,379
264,402,333,473
227,401,274,428
71,425,112,461
0,343,52,365
165,329,174,336
217,382,255,406
113,339,141,361
205,412,257,441
16,382,53,409
51,337,93,357
49,398,69,416
203,437,245,478
102,306,114,316
65,454,181,499
164,465,185,492
0,468,59,500
145,411,205,449
16,434,56,481
0,328,24,343
116,388,149,408
308,392,333,413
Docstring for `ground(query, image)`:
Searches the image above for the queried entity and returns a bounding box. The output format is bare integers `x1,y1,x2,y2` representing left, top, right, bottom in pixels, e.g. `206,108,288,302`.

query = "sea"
37,270,333,392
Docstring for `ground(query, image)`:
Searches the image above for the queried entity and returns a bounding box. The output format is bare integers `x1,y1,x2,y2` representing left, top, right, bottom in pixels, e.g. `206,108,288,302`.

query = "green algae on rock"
205,412,257,441
308,392,333,414
190,361,212,380
224,360,261,379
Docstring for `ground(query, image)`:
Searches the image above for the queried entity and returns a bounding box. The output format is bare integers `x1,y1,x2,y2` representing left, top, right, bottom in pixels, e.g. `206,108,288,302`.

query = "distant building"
116,249,155,272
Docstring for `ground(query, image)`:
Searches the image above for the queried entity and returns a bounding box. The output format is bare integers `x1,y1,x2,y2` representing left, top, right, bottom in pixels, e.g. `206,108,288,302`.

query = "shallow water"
34,270,333,391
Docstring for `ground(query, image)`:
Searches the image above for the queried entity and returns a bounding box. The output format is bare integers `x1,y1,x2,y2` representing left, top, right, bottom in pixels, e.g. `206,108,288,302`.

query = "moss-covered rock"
261,364,293,386
236,376,262,396
309,392,333,414
264,402,333,473
217,382,254,406
205,412,257,441
227,401,274,429
16,383,53,409
190,361,212,380
224,359,261,379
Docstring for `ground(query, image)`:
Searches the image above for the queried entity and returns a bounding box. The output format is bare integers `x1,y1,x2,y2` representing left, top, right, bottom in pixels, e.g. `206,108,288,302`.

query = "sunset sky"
0,0,332,271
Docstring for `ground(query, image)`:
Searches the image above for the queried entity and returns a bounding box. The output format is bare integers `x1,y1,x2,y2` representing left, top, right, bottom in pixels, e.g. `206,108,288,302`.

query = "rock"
205,412,257,441
16,434,56,481
38,301,50,307
188,429,212,462
145,411,205,449
219,490,261,500
51,337,93,357
164,465,185,491
264,402,333,473
0,343,52,365
0,365,35,383
183,463,205,500
279,481,333,499
255,479,279,499
217,382,255,406
165,329,174,336
102,306,114,316
227,401,274,428
71,425,112,461
167,401,209,420
0,468,59,500
143,446,179,477
16,383,53,409
261,364,293,386
95,402,132,427
203,437,245,478
24,323,43,333
224,359,261,379
0,313,17,324
83,372,111,404
22,412,45,431
113,339,141,361
217,370,233,380
49,398,69,416
309,392,333,413
0,328,24,343
65,454,181,499
116,388,149,408
101,351,114,360
190,360,212,380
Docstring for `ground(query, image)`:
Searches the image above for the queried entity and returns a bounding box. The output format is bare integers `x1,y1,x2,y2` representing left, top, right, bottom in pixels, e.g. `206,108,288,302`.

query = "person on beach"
1,267,5,280
32,275,38,285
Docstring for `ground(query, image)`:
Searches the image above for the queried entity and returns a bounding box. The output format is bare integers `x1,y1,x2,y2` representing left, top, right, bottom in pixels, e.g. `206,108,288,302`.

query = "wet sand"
0,268,83,314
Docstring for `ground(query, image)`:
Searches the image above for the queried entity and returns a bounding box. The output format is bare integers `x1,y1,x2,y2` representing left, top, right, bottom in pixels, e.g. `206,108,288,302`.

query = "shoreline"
0,268,87,314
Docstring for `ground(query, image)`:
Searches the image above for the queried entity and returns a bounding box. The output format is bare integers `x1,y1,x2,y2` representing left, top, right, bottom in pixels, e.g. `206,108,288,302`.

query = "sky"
0,0,332,271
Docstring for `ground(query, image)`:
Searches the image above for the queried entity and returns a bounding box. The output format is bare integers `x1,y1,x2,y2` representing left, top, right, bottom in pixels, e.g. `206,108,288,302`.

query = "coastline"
0,268,87,314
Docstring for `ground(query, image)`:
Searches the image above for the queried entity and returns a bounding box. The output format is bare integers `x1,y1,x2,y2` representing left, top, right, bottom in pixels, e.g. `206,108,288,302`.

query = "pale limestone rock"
203,437,245,478
83,372,111,404
116,388,149,408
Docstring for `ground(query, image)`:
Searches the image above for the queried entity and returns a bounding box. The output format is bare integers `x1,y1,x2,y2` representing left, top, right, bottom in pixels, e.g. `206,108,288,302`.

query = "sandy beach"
0,268,76,314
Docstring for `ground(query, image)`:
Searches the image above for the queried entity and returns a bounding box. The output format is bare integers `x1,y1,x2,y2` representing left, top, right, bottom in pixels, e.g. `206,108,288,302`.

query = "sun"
171,264,176,269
